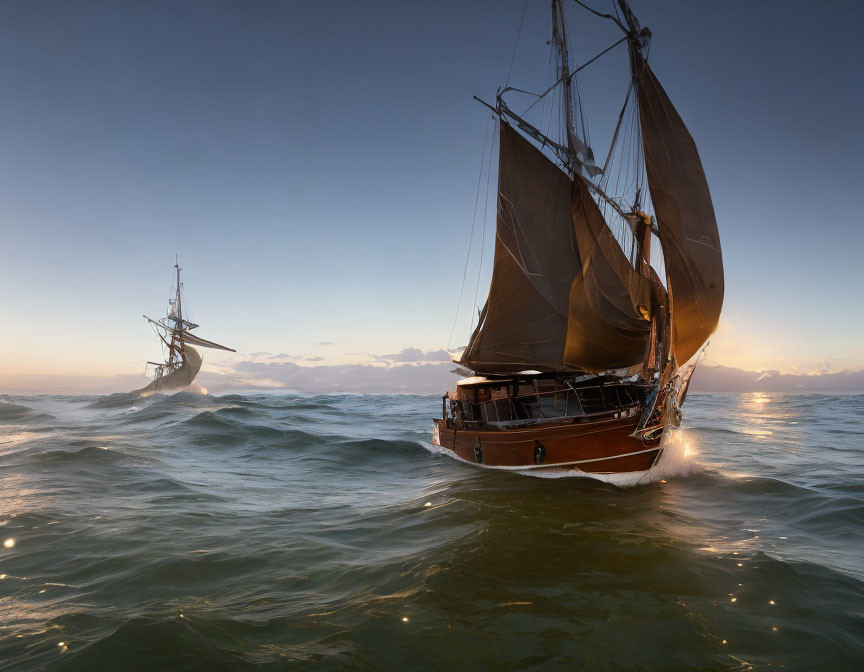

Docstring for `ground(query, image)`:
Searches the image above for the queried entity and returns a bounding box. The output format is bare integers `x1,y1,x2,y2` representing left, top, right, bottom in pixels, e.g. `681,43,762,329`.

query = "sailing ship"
134,262,235,395
433,0,723,474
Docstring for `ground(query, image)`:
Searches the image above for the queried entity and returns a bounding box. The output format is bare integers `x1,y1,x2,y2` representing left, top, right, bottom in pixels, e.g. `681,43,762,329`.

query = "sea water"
1,391,862,670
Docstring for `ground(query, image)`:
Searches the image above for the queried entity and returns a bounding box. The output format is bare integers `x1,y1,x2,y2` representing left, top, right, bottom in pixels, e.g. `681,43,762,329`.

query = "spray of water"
643,425,701,479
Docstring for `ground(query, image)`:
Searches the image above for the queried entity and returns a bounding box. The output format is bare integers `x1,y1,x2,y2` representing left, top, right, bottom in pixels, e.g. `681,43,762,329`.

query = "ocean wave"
0,402,56,425
29,445,133,465
1,392,862,670
85,391,145,409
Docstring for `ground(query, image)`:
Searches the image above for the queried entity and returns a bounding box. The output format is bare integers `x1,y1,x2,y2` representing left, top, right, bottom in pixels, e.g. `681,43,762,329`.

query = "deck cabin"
442,374,649,430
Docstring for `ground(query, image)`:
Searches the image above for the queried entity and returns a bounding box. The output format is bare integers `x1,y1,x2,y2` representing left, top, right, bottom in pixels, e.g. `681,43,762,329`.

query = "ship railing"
448,382,641,428
481,404,641,429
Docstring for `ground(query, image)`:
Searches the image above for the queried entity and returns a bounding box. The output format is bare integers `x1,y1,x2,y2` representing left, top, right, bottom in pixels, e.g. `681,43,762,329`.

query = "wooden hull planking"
133,346,203,396
432,415,661,474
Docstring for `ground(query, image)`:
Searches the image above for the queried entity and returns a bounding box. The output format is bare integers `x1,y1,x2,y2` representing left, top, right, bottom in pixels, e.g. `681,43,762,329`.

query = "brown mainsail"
435,0,724,475
564,176,653,372
460,122,580,375
631,48,724,367
460,122,656,376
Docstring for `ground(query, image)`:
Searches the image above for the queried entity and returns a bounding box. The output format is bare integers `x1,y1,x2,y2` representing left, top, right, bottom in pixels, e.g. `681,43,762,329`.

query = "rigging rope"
572,75,590,152
542,45,556,140
519,36,627,118
570,0,627,33
505,0,530,88
600,82,632,180
470,117,499,335
447,116,494,352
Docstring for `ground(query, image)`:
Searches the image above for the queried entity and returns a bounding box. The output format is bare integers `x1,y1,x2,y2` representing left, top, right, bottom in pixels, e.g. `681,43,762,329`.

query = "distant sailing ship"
433,0,723,474
135,262,235,395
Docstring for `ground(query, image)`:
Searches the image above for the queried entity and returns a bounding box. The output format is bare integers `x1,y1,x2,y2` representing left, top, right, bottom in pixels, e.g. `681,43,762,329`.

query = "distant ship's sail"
182,332,235,352
631,48,724,367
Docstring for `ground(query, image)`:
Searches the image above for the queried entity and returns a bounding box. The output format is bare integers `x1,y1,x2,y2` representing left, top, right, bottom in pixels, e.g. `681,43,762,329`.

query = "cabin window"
578,386,605,413
539,392,565,418
493,398,512,421
564,392,584,417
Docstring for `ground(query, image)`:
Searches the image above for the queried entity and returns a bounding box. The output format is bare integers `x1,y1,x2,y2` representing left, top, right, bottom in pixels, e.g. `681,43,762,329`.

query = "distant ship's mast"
166,260,185,371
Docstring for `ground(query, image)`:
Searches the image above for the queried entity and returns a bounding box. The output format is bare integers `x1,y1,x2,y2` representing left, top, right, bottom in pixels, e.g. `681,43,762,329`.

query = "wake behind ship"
134,262,235,395
433,0,724,474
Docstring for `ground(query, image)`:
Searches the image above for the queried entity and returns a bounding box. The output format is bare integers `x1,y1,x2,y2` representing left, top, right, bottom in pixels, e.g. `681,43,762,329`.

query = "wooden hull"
432,415,662,474
133,346,202,396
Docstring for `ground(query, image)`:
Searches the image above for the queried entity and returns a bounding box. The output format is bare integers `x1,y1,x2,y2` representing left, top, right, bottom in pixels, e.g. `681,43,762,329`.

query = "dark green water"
1,392,862,670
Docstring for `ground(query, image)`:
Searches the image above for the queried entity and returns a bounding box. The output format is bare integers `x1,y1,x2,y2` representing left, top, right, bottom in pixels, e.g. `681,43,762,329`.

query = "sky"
0,0,862,392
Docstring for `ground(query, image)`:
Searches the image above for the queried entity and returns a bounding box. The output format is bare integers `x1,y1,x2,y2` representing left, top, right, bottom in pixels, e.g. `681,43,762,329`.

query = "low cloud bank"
689,364,864,393
200,360,457,395
0,373,151,396
204,361,864,395
2,361,863,396
372,347,451,363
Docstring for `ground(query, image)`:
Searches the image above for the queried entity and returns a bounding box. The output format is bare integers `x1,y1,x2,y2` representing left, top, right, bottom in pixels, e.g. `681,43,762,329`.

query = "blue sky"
0,0,862,386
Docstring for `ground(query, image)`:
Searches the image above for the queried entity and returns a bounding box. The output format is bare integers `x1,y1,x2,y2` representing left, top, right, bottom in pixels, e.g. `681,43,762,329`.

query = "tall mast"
551,0,576,162
616,0,650,51
175,259,182,328
174,257,184,363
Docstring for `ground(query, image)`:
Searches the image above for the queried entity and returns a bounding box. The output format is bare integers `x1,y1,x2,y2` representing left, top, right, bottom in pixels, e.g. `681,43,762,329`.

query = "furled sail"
563,177,652,372
631,48,724,366
182,332,236,352
460,122,581,374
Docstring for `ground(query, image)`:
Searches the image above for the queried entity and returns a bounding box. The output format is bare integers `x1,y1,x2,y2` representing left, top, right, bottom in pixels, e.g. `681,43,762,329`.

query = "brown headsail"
631,47,724,367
